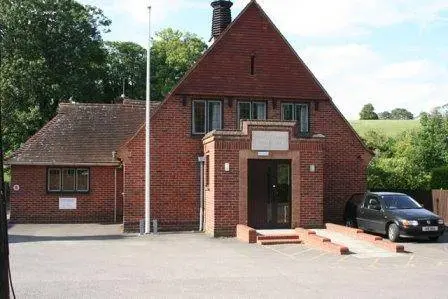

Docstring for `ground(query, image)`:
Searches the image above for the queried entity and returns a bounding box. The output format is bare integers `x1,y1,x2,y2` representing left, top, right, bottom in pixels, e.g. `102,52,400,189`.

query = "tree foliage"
151,28,207,101
359,103,379,120
102,41,146,100
0,0,110,152
366,110,448,190
0,1,206,153
378,111,392,119
390,108,414,120
375,108,414,120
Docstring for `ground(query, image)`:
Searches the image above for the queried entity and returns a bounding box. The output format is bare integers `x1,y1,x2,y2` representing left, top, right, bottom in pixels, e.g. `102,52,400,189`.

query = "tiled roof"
7,99,159,165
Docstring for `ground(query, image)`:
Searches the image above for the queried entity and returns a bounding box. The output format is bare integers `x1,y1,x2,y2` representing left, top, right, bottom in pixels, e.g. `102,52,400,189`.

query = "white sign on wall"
59,198,77,210
252,131,289,151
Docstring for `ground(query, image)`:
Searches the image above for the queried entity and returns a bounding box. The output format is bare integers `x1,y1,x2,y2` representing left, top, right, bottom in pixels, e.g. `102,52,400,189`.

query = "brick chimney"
211,0,233,41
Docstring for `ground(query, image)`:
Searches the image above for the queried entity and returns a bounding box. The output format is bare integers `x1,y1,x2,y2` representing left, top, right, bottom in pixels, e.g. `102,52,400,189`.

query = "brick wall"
119,98,203,232
203,122,325,237
119,1,371,233
10,165,123,223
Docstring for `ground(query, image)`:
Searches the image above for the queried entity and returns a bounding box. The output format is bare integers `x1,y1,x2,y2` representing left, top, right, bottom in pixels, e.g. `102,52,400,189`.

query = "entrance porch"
202,120,326,237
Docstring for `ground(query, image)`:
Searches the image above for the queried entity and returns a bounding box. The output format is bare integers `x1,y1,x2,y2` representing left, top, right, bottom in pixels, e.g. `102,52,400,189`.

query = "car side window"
365,195,379,210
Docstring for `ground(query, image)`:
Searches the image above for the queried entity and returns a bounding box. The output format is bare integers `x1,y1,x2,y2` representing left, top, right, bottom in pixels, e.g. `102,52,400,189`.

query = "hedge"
431,166,448,189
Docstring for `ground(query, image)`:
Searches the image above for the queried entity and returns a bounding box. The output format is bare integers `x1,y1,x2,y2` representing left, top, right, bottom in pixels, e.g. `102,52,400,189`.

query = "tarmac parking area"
7,224,448,298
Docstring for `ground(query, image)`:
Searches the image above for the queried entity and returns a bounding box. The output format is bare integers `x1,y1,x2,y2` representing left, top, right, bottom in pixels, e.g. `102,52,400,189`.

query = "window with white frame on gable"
281,103,309,136
237,101,267,127
47,168,90,192
192,100,222,134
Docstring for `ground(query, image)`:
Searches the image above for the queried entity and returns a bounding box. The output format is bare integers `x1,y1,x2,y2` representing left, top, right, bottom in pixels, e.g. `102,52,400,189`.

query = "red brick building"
7,0,372,236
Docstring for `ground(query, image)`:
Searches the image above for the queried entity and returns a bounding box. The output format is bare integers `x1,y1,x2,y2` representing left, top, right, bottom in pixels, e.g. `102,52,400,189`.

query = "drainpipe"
114,167,117,223
112,151,118,224
198,156,205,231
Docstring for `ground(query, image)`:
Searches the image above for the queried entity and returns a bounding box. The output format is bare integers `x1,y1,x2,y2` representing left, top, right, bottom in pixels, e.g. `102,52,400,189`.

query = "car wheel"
387,223,399,242
428,236,439,242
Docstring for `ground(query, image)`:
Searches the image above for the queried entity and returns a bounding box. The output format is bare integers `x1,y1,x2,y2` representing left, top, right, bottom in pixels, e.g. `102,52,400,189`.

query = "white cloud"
235,0,448,37
300,44,448,119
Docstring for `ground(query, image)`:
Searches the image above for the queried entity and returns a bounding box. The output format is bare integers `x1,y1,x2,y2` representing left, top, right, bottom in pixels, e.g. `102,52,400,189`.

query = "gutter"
198,156,205,231
5,161,120,167
114,167,117,223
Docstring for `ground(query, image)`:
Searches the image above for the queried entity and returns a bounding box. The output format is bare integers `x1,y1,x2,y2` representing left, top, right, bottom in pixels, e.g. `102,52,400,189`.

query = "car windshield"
382,195,422,210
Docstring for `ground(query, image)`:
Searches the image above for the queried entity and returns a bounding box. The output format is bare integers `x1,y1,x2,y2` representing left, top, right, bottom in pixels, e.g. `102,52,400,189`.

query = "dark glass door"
248,160,291,229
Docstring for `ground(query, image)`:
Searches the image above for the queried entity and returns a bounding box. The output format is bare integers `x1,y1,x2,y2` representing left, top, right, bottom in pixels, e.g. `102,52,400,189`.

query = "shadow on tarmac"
8,234,127,244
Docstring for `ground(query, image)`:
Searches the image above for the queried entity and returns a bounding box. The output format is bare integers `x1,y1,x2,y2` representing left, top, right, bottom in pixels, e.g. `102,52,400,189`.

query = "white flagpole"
145,4,152,234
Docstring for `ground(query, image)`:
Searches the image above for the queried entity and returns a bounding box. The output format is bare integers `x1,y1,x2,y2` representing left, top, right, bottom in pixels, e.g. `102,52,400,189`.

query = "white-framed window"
237,101,266,127
47,168,90,192
281,103,309,135
192,100,222,134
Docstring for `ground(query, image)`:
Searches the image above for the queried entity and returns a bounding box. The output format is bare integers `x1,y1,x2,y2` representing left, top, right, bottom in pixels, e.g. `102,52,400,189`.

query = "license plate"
422,226,438,232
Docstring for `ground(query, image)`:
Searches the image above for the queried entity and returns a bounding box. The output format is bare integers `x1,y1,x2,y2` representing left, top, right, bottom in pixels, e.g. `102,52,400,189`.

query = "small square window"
192,100,222,134
252,102,266,120
237,101,266,127
282,104,294,121
193,101,206,134
238,102,251,122
281,103,310,136
48,168,90,193
208,101,222,131
62,169,76,191
76,169,89,192
48,169,61,192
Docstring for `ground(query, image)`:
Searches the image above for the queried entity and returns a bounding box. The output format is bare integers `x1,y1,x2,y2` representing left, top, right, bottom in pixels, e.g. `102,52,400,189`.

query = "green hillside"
350,120,421,138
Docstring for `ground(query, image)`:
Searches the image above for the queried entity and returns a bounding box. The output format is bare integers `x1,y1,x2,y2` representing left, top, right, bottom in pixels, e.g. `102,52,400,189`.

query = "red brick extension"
10,165,123,223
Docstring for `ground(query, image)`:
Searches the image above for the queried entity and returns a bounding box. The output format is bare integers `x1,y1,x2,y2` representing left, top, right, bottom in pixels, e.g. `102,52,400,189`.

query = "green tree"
390,108,414,120
0,0,110,152
378,111,392,119
410,112,448,172
367,131,430,190
102,41,146,100
151,28,207,101
359,103,379,120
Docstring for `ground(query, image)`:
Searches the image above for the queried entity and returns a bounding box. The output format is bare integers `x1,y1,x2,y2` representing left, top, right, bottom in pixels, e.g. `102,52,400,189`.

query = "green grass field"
350,120,421,138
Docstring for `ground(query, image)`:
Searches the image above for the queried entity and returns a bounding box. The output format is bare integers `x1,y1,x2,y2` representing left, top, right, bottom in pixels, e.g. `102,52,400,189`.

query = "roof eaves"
6,161,120,166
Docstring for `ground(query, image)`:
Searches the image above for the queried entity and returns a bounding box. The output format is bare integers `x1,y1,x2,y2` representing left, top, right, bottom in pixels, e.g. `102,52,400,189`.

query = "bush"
431,166,448,189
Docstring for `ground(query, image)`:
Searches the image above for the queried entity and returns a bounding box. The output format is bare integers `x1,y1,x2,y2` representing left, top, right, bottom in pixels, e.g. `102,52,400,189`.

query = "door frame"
238,150,306,229
247,159,292,229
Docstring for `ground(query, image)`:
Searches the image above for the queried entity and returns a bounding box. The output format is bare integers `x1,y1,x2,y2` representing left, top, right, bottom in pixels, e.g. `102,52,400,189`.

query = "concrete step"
257,239,302,245
257,234,300,241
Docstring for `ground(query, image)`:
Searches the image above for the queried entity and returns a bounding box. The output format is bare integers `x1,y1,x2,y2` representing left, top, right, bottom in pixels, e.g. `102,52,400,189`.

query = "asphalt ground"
7,224,448,298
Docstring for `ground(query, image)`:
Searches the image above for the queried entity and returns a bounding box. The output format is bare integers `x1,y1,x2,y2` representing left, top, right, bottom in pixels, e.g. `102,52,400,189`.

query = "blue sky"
79,0,448,119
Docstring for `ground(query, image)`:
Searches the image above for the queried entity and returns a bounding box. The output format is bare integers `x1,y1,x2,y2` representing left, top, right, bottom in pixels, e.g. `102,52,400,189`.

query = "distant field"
350,120,421,138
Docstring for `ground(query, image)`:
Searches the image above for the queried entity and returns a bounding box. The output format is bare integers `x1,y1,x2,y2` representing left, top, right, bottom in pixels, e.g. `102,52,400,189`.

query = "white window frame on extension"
47,167,90,193
192,100,223,135
281,103,310,136
237,101,267,128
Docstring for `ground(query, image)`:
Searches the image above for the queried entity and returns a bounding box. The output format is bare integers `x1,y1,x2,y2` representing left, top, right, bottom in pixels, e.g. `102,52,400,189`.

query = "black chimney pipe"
211,0,233,40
